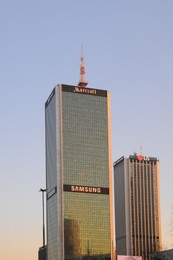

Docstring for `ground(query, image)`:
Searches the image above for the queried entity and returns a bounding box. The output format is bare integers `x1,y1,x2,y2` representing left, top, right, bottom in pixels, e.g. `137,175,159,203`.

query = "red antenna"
78,46,88,88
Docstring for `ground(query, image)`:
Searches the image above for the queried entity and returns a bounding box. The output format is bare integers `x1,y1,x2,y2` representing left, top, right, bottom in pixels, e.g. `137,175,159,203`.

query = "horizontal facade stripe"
64,184,109,195
61,84,107,97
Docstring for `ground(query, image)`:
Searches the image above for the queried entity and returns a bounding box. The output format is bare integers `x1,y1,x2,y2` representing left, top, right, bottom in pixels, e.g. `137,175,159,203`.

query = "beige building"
114,155,162,260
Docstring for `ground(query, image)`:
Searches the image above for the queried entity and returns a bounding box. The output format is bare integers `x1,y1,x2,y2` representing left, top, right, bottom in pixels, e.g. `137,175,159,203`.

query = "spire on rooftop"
78,46,88,88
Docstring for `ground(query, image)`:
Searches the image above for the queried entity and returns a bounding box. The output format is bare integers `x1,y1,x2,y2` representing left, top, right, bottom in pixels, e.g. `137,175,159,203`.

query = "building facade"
45,84,113,260
113,155,162,260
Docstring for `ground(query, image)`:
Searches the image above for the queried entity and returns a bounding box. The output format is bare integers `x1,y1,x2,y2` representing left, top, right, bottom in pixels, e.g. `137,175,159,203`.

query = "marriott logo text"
73,87,97,95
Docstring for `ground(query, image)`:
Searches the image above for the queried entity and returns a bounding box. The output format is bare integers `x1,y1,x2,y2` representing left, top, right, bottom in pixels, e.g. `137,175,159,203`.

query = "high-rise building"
113,155,162,260
45,55,113,259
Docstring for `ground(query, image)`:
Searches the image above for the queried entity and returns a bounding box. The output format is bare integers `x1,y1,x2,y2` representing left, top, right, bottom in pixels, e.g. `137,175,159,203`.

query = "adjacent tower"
113,155,162,260
45,56,113,259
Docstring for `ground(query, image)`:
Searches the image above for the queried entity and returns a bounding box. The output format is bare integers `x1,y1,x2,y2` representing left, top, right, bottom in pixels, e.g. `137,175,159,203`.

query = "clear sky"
0,1,173,259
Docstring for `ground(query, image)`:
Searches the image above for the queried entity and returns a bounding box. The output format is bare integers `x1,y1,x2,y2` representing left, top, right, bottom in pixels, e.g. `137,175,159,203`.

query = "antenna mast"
78,46,88,88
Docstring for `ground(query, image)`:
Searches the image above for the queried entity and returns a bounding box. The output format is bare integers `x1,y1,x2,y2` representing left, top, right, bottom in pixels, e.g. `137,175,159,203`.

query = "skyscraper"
113,155,162,260
45,56,113,259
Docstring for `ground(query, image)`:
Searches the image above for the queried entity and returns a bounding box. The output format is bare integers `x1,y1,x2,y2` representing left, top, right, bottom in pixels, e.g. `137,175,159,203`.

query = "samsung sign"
64,184,109,195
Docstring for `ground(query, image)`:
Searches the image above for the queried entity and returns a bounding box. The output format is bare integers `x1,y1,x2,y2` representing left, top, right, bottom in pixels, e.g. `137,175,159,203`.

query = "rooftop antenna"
140,145,143,156
133,150,137,156
78,46,88,88
137,145,143,161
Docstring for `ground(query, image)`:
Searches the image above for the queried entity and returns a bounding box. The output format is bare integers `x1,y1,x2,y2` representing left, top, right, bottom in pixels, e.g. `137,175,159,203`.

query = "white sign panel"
118,256,142,260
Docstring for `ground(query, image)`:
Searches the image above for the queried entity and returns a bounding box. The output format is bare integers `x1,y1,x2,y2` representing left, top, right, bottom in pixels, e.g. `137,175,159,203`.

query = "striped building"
114,155,162,260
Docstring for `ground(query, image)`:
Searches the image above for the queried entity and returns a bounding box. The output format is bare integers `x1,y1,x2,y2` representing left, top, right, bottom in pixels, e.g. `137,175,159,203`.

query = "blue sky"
1,1,173,259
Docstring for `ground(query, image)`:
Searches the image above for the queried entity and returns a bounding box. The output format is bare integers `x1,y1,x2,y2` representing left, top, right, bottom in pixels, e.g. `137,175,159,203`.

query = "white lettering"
92,188,97,193
70,185,102,194
73,87,97,95
74,186,79,191
97,188,101,193
78,186,84,192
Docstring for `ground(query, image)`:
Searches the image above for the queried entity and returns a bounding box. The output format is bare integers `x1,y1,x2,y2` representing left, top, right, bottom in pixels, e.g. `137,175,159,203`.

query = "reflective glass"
62,88,111,259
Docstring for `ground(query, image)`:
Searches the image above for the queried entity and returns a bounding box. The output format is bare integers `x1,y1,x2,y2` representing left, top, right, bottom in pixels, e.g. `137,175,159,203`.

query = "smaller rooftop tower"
78,47,88,88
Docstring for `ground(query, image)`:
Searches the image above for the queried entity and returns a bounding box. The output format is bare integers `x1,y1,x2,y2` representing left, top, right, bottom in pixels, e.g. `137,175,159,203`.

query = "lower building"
38,246,47,260
150,249,173,259
113,155,162,260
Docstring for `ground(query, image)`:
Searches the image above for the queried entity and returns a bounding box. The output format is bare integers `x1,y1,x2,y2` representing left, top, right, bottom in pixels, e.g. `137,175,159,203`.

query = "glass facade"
62,86,111,259
45,84,112,260
46,88,64,260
